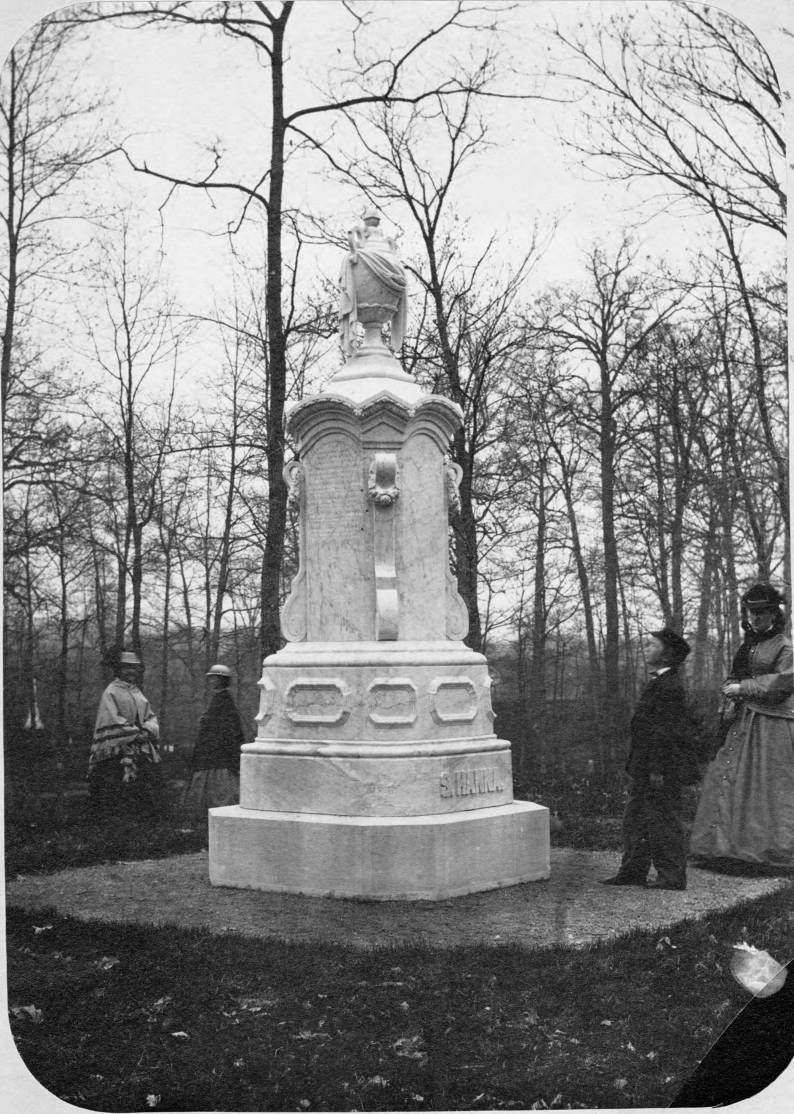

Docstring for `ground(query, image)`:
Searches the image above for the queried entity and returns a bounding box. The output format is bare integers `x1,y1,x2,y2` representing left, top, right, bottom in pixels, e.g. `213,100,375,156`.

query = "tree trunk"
557,451,600,707
54,511,69,813
690,505,718,690
530,457,548,775
211,435,238,664
259,9,291,662
451,429,483,651
114,549,127,651
130,523,144,656
1,51,18,427
600,367,621,768
159,526,173,749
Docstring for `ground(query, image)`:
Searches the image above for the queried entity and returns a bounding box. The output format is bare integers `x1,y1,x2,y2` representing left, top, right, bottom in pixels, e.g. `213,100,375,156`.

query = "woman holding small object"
690,584,794,867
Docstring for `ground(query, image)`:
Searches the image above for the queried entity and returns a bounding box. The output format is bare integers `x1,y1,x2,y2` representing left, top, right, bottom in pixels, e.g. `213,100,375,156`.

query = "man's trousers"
615,778,687,887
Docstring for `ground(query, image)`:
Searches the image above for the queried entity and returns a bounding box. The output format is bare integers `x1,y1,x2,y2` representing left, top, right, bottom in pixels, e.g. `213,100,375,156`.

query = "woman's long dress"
182,689,243,817
690,631,794,865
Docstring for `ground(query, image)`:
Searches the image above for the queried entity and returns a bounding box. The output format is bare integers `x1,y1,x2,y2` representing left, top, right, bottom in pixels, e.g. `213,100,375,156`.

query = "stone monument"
209,207,550,899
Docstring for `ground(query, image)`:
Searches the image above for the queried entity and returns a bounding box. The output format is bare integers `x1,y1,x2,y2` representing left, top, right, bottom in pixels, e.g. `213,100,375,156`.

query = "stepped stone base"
208,800,550,900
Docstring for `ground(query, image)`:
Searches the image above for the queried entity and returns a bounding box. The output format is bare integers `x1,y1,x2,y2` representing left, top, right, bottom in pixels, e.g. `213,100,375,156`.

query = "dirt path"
6,849,790,949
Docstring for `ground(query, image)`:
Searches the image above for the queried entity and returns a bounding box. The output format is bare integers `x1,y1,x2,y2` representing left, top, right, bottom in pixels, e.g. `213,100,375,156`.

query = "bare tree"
64,0,514,657
80,220,186,654
508,352,601,708
1,14,103,428
526,240,679,760
548,2,788,584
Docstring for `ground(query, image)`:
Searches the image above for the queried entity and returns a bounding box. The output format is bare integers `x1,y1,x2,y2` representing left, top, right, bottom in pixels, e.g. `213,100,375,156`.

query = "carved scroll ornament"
444,455,462,516
369,452,400,640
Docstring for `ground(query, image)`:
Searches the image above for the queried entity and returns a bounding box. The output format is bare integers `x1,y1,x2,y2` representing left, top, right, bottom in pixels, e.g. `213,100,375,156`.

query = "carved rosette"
368,454,400,506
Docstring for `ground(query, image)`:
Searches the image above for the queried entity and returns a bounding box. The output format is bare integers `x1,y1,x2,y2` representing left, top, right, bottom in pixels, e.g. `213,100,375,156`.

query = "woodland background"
2,1,787,794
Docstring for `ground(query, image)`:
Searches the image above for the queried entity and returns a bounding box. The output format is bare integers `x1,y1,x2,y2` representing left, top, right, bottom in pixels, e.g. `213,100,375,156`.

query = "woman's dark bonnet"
740,583,786,634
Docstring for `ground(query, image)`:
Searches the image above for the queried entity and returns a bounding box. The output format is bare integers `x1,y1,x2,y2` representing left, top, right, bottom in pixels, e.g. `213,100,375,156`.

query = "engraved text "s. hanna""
439,767,503,798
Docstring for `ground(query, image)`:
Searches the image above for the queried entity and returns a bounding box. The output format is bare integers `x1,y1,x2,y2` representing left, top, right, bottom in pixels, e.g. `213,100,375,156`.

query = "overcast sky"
4,4,789,247
0,0,790,393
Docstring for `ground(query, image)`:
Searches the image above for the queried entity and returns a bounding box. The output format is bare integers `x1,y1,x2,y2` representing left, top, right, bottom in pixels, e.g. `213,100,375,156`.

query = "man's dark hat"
742,583,784,611
650,627,691,662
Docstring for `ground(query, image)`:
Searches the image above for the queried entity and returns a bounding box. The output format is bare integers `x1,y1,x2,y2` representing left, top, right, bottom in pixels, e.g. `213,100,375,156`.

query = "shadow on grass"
690,856,794,879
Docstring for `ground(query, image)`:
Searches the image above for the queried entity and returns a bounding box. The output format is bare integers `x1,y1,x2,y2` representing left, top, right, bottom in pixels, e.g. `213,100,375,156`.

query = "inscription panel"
305,434,370,640
366,678,418,726
429,677,478,724
240,751,512,815
397,434,447,640
284,679,350,725
439,766,506,799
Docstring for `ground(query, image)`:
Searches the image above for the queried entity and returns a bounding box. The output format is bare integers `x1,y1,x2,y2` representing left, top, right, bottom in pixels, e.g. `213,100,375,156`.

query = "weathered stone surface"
239,749,514,816
209,801,550,900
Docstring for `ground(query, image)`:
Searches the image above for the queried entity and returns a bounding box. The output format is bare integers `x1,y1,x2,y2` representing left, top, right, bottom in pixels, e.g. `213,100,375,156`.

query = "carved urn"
338,208,408,358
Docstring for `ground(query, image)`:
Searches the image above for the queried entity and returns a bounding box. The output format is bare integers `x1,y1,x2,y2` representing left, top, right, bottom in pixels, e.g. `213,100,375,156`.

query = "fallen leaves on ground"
94,956,120,971
392,1035,428,1065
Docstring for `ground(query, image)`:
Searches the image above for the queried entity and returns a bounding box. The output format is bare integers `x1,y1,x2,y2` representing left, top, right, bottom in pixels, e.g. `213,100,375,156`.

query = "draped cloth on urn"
338,247,407,357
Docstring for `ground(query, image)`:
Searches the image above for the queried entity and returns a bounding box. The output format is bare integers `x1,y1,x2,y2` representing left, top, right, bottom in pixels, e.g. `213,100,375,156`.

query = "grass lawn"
6,782,792,1110
6,885,794,1112
4,789,208,876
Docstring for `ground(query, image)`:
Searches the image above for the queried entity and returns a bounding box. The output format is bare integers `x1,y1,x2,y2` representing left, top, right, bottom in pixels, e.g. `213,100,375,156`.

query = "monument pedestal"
209,801,548,900
208,209,549,899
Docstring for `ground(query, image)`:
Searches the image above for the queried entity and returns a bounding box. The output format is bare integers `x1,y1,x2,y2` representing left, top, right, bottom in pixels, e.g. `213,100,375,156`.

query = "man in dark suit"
601,627,696,891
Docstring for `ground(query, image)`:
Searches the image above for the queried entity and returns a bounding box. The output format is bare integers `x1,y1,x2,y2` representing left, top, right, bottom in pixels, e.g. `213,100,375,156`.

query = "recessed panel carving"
367,678,418,726
285,679,350,725
430,677,478,724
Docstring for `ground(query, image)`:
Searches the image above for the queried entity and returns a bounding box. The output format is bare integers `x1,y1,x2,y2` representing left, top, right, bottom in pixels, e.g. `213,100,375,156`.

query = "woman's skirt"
88,754,163,816
690,706,794,864
182,767,240,818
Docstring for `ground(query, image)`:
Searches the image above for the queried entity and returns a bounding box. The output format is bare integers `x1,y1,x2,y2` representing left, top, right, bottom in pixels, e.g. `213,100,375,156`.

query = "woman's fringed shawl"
90,679,160,772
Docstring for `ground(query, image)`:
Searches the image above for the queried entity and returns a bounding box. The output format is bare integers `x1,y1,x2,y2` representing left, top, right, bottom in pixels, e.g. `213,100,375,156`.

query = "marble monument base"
208,799,549,900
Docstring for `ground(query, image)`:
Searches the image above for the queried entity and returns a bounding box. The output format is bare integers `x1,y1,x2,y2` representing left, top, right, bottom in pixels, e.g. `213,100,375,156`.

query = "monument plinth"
209,209,549,898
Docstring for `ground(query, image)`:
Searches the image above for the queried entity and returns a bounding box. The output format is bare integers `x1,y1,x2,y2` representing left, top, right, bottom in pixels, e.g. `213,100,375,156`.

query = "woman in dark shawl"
182,664,244,817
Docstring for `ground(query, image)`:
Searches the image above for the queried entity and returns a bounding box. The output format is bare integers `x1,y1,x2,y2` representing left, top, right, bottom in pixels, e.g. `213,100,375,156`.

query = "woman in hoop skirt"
690,583,794,868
